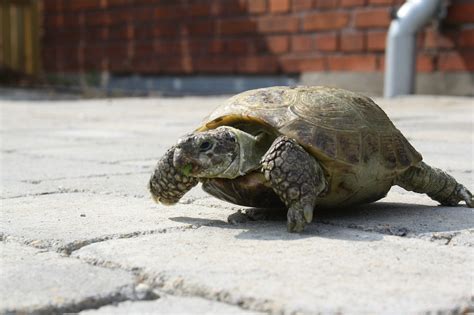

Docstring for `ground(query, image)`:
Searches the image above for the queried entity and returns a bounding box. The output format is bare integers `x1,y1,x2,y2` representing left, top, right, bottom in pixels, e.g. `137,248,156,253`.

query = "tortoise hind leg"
261,136,328,232
395,162,473,208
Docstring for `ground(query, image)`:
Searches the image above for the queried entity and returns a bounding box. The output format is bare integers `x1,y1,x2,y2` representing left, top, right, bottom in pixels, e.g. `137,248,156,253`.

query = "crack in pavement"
1,188,149,200
6,283,161,315
2,147,159,166
318,219,473,246
73,253,274,315
16,170,150,184
1,188,89,199
1,224,202,256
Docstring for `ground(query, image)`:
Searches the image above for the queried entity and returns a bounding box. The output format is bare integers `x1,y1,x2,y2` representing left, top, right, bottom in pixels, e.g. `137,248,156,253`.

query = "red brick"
188,3,212,17
206,40,225,54
438,52,474,71
84,12,110,26
214,2,248,16
258,16,299,33
111,10,133,23
354,8,391,28
226,39,256,55
327,54,377,71
315,33,338,51
340,32,365,51
187,21,215,36
265,35,290,53
291,35,314,52
367,30,386,51
377,55,385,71
83,27,108,42
416,54,434,72
195,57,235,73
134,25,154,40
43,0,60,12
269,0,290,13
133,58,160,74
315,0,339,8
108,24,131,40
340,0,365,7
248,0,267,13
292,0,312,11
132,7,154,21
368,0,392,5
237,56,278,73
280,56,326,72
423,29,456,49
61,13,81,28
154,41,180,56
66,0,100,11
303,12,349,31
154,6,182,19
459,29,474,48
219,19,256,35
446,4,474,24
157,58,193,74
134,42,154,58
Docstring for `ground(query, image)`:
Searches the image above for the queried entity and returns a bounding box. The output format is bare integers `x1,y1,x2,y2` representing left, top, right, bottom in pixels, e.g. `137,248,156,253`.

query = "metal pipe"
384,0,443,98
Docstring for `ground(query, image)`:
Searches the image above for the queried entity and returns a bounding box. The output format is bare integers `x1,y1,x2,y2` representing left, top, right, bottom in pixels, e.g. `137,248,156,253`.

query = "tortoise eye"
199,141,213,152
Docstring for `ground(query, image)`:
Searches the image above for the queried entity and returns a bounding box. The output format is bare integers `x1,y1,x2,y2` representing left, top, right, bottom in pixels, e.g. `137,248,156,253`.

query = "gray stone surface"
0,242,136,314
1,91,473,314
81,295,264,315
73,225,472,314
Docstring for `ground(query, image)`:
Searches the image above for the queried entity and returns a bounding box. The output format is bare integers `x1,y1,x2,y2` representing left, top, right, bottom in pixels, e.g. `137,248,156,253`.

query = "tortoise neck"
217,126,262,179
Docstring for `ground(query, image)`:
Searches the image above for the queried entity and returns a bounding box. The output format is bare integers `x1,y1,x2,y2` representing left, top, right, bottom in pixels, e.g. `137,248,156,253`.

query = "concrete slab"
81,295,264,315
73,224,473,314
0,242,136,314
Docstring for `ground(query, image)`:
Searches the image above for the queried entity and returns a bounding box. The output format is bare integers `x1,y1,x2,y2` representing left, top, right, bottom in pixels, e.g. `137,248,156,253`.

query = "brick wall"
42,0,474,75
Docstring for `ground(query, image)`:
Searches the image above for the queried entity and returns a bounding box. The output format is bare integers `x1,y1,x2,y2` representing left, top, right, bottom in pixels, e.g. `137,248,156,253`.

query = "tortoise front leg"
261,136,327,232
149,146,198,205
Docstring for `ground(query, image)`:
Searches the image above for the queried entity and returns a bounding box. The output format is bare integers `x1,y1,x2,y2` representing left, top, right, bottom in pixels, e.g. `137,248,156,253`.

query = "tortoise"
149,86,473,232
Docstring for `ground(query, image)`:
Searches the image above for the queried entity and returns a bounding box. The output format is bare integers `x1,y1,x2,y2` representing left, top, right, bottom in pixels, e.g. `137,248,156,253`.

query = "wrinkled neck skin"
217,126,262,179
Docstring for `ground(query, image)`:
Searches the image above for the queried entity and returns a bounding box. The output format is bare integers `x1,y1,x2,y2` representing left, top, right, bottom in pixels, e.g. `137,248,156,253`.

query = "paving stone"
0,193,235,252
73,224,473,314
80,295,264,315
0,242,135,314
2,92,473,315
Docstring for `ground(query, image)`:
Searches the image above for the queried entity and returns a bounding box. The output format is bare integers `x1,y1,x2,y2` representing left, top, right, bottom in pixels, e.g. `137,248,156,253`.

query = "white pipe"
384,0,443,98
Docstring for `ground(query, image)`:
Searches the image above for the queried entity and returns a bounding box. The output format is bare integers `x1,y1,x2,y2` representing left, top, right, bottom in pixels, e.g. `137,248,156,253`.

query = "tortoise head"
173,127,240,178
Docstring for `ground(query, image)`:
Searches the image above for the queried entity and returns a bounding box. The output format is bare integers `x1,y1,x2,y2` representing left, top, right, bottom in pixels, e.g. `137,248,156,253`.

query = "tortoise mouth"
173,149,202,176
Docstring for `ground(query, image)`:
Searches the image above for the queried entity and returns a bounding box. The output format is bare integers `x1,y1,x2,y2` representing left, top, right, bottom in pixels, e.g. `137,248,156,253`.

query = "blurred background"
1,0,473,96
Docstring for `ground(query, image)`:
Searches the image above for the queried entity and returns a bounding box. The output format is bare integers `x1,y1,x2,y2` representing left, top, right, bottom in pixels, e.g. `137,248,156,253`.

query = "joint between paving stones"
7,282,161,315
1,224,202,256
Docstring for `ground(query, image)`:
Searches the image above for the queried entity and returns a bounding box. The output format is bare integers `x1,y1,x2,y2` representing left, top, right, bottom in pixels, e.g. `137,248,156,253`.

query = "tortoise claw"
287,206,307,233
459,186,473,208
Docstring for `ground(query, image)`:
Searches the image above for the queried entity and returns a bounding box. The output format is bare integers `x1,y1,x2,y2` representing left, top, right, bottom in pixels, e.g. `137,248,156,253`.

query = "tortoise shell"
197,86,422,207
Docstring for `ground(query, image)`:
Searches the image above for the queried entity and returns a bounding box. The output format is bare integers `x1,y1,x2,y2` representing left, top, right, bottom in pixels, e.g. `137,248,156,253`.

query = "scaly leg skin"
395,162,473,208
149,146,198,205
261,136,327,233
